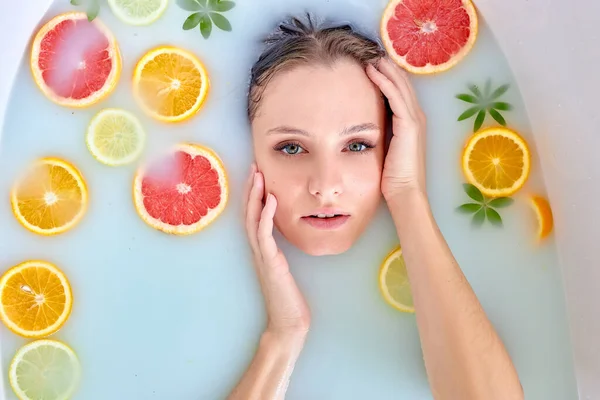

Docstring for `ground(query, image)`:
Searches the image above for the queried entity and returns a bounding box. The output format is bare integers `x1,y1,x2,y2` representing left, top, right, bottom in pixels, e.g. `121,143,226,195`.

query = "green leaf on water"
177,0,206,11
463,183,484,203
473,109,486,132
489,108,507,126
484,79,492,97
456,93,478,103
486,208,503,227
458,106,481,121
491,101,513,111
457,203,482,214
472,209,486,227
86,0,100,21
199,14,212,38
488,197,514,208
210,12,232,31
183,12,204,30
469,84,482,98
490,83,510,99
213,0,235,11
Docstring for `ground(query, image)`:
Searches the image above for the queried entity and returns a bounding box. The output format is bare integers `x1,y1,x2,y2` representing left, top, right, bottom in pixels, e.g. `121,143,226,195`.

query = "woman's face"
251,59,386,256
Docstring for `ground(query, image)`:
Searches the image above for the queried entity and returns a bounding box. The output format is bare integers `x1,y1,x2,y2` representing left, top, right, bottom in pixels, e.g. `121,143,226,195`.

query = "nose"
308,157,343,199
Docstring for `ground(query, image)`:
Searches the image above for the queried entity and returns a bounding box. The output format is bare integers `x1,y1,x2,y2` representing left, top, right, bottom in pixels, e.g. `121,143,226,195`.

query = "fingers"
245,169,264,255
378,58,418,113
367,59,423,123
366,63,411,122
257,193,279,262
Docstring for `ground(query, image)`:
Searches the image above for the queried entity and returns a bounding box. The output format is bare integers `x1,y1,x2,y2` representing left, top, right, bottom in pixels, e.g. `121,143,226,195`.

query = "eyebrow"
266,122,380,137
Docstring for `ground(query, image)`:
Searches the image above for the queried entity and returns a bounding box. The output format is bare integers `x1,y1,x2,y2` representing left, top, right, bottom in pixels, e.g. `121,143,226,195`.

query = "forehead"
252,60,383,133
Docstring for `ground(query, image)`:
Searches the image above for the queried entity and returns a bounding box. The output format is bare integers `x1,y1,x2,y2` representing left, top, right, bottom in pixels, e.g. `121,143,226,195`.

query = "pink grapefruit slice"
381,0,478,74
31,12,121,107
133,143,229,235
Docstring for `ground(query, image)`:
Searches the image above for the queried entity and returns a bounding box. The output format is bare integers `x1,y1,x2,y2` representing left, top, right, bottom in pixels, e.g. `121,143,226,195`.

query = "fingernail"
266,193,274,204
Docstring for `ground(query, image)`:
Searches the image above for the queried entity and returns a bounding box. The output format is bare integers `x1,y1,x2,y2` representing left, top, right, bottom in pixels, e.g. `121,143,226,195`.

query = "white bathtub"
1,1,598,399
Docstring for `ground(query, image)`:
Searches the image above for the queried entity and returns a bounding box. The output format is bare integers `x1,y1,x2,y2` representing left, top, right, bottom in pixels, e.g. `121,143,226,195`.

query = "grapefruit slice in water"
133,144,228,235
381,0,478,74
30,12,121,107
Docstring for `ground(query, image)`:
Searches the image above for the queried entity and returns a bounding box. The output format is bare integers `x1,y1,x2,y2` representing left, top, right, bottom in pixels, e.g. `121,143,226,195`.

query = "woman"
229,16,523,400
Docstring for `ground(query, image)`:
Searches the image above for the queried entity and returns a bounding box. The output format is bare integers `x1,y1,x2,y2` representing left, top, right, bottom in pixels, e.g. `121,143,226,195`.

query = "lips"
301,209,350,230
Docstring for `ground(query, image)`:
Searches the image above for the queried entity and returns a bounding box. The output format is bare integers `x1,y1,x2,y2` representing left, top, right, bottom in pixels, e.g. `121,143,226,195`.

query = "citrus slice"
9,339,80,400
11,158,88,235
108,0,169,26
381,0,478,74
133,143,228,234
462,127,531,198
379,246,414,313
531,195,554,240
0,261,73,338
30,12,121,107
86,108,146,166
133,46,210,123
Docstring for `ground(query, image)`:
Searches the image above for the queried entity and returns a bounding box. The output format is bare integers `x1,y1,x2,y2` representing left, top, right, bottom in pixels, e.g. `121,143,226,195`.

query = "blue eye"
348,142,367,152
280,143,304,155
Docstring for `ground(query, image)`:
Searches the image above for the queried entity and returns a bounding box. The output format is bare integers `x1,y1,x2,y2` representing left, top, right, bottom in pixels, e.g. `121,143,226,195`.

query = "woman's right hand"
244,163,311,336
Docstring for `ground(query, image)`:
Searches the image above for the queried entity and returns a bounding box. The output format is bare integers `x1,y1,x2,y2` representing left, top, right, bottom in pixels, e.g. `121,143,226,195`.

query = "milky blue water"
0,0,577,399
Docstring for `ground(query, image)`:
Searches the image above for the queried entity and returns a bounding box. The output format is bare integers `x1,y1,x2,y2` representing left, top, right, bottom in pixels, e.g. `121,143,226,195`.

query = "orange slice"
0,261,73,338
132,46,210,123
30,12,121,107
531,195,554,240
379,246,414,313
381,0,478,74
11,158,88,235
133,143,228,235
462,127,531,198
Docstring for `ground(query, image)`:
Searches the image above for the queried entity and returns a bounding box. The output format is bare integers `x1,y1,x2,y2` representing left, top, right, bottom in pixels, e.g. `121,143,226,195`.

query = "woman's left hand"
366,58,427,202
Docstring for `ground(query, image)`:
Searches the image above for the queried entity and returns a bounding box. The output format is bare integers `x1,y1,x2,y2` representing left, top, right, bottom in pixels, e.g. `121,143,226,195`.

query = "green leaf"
210,12,232,31
486,208,503,227
183,12,203,30
469,84,482,98
87,0,100,21
457,204,482,214
488,197,514,208
491,84,510,99
489,108,507,126
456,94,478,103
463,183,484,202
472,209,486,227
207,0,218,8
484,79,492,97
473,109,486,131
491,102,513,111
70,0,83,5
199,14,212,38
177,0,206,11
213,0,235,12
458,106,481,121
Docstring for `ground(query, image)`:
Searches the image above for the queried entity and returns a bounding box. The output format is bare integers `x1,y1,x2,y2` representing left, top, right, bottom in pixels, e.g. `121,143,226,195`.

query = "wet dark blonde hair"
248,14,385,121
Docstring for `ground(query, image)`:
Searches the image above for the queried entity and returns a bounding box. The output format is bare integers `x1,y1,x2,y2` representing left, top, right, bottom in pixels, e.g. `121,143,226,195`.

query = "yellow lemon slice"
379,246,414,313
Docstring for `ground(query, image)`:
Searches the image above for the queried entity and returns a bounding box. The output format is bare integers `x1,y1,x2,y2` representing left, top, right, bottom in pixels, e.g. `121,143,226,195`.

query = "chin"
293,237,354,256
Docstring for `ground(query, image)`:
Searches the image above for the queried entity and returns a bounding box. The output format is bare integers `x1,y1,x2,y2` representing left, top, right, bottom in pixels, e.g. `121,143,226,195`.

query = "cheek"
346,153,384,196
255,156,305,214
